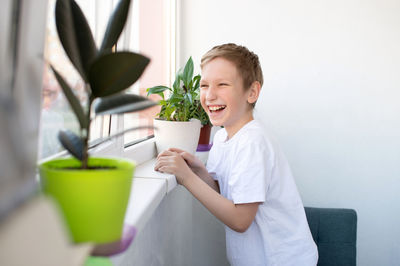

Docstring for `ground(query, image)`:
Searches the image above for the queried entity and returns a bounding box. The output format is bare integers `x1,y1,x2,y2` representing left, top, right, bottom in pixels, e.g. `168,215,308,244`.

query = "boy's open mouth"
208,105,226,113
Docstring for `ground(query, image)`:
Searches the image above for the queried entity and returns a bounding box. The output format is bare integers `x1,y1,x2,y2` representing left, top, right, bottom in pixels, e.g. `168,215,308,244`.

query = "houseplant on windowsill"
39,0,156,244
147,57,212,154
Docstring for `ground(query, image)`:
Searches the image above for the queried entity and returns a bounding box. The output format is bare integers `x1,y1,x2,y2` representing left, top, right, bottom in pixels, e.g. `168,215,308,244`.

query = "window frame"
38,0,177,164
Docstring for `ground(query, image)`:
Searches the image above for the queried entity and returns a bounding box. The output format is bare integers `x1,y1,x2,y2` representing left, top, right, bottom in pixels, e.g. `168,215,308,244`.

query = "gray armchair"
305,207,357,266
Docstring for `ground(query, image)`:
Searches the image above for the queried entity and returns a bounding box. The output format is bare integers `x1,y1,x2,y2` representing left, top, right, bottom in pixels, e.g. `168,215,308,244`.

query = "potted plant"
147,57,212,154
39,0,157,244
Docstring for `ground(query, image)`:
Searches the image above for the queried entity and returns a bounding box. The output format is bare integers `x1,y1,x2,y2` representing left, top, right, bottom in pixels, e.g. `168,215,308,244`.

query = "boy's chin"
209,119,222,127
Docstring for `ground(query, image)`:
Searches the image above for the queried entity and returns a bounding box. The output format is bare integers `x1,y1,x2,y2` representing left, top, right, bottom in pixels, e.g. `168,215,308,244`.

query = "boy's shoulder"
237,120,267,141
214,120,269,146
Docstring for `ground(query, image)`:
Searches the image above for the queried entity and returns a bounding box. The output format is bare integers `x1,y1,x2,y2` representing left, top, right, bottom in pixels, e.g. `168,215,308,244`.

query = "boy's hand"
154,150,194,185
167,148,208,176
159,148,219,193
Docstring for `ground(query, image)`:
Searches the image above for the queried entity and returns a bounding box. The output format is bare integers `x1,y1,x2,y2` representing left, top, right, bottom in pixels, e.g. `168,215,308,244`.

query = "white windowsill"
134,158,178,193
122,159,176,233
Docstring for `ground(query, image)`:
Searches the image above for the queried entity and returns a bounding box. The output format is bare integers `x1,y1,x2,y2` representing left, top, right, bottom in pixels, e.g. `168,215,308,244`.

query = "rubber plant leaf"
89,51,150,98
55,0,97,82
58,130,83,161
182,56,194,88
94,93,157,115
100,0,131,52
50,65,88,129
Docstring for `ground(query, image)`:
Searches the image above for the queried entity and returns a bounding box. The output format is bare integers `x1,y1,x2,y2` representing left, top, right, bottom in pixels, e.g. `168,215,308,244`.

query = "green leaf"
158,100,168,106
58,130,83,161
100,0,131,52
94,93,157,115
169,94,183,104
193,74,201,90
147,86,171,96
55,0,97,82
164,105,176,121
172,71,182,93
89,51,150,98
186,93,193,105
50,65,88,129
182,57,194,88
188,79,194,91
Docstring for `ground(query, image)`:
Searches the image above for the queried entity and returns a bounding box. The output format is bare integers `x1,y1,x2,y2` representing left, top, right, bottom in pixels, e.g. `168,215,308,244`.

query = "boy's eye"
219,83,228,86
200,84,208,88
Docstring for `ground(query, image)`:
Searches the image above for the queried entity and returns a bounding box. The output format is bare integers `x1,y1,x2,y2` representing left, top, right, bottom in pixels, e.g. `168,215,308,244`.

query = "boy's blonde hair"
200,43,263,92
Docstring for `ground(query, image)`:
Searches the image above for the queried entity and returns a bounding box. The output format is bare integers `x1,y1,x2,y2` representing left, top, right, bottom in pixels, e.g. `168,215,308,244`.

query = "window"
39,0,174,158
123,0,174,146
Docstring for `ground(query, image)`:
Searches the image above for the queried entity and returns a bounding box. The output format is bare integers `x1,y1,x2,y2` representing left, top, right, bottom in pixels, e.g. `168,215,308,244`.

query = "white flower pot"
153,118,201,155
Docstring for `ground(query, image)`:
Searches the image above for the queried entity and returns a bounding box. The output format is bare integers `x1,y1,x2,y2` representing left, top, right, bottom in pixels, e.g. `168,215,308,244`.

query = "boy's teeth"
209,105,226,111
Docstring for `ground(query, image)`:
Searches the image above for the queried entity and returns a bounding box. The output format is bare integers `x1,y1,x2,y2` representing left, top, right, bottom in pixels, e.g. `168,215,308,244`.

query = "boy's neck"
225,112,254,140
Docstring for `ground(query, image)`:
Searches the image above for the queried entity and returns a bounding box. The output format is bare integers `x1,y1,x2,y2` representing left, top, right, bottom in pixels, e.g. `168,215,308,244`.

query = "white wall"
179,0,400,265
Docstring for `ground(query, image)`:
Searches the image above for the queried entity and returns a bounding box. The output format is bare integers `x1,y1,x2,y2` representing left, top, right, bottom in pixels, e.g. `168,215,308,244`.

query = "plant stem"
81,86,93,169
82,138,88,169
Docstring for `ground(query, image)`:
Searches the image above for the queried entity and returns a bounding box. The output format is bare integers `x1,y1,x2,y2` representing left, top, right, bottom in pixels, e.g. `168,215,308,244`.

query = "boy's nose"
205,86,217,101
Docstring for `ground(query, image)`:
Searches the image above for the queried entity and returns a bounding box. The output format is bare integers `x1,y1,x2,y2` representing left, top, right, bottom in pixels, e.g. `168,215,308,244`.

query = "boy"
155,43,318,265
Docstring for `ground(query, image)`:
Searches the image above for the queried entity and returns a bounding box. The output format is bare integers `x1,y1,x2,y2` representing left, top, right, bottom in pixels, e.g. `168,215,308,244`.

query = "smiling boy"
155,43,318,265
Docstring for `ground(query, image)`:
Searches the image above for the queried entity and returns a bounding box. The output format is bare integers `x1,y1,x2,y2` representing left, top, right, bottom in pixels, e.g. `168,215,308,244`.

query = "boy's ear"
247,81,261,104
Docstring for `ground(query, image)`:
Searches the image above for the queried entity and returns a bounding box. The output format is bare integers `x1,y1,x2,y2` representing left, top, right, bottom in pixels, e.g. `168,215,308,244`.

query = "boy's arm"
188,164,220,193
155,151,259,233
184,171,259,233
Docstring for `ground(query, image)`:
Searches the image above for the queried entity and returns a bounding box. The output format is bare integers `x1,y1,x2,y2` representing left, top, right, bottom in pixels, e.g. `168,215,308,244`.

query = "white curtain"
0,0,48,220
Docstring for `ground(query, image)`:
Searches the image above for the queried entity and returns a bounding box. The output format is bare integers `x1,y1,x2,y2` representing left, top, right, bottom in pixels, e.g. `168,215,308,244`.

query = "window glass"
123,0,172,145
39,0,117,158
39,0,172,158
40,0,84,158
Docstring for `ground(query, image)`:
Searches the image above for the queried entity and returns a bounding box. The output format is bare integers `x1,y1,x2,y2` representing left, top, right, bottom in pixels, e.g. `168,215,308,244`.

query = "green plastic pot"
39,157,134,244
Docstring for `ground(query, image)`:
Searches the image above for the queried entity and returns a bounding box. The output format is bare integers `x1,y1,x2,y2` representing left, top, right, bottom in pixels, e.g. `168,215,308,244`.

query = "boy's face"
200,57,255,135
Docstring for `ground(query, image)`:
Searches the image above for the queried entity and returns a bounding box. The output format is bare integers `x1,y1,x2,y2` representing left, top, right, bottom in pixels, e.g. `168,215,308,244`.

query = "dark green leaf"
55,0,97,82
147,86,171,96
58,130,83,161
50,65,88,129
188,79,194,91
94,93,157,115
100,0,131,52
193,74,201,90
182,57,194,87
89,51,150,97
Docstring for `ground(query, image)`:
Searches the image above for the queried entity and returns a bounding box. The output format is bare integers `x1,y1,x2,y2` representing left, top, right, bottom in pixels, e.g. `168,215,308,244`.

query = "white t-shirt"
206,120,318,266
